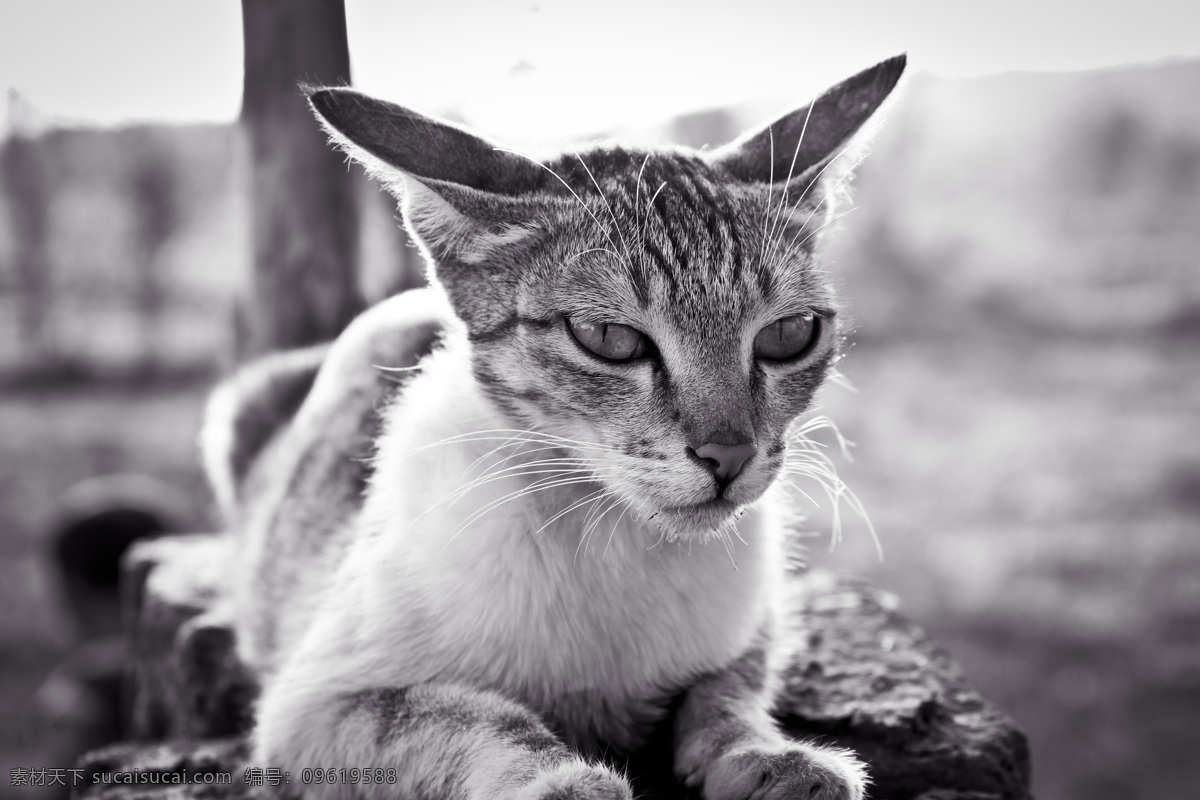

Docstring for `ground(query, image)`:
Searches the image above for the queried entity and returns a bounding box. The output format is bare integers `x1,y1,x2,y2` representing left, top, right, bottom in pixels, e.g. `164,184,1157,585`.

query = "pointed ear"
710,54,906,184
306,87,559,333
306,87,544,195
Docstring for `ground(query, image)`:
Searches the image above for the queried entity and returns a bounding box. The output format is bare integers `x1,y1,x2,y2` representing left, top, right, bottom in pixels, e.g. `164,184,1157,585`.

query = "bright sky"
1,0,1198,141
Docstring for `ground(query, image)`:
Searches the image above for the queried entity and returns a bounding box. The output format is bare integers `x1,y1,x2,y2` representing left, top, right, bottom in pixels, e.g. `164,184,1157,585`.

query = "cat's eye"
566,318,648,361
753,314,818,361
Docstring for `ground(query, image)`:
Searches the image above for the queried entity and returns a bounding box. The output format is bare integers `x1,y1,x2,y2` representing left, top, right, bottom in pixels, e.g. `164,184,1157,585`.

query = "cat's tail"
200,344,330,521
200,289,449,523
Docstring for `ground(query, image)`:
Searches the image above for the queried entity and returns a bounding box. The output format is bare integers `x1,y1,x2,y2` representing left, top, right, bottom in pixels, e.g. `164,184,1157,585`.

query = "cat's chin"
649,498,746,542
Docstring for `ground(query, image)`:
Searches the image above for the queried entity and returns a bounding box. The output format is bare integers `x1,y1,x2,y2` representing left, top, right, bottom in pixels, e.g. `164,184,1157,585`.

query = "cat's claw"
516,760,634,800
703,743,868,800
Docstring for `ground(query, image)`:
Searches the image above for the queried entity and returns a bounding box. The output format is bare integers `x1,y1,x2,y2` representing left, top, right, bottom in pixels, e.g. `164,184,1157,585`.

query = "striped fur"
206,57,905,799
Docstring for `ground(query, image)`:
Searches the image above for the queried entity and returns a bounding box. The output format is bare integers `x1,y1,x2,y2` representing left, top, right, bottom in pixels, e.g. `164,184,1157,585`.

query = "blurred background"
0,2,1197,799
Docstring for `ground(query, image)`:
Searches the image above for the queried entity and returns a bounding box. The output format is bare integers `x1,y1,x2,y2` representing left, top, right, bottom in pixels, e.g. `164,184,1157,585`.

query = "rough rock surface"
77,535,1033,800
775,571,1031,799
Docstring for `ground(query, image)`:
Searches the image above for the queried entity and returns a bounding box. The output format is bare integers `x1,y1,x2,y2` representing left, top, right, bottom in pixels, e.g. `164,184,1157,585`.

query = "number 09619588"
300,768,397,785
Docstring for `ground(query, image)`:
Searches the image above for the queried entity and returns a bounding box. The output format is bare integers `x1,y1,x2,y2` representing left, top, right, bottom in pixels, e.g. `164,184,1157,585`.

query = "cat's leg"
254,680,633,800
673,633,867,800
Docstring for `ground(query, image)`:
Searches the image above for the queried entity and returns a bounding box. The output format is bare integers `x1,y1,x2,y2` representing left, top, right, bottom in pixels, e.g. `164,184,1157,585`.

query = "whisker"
777,415,880,561
442,474,608,554
409,436,596,501
405,428,619,459
639,177,669,259
467,451,594,481
455,455,616,499
647,524,669,551
468,472,606,518
373,363,423,373
564,247,623,266
423,464,601,518
776,477,820,507
634,152,651,236
536,488,612,534
759,125,776,264
602,499,636,559
436,447,622,510
457,432,566,473
792,414,855,461
645,180,668,220
764,99,817,253
578,496,624,562
462,437,591,479
796,150,870,228
784,207,859,260
718,528,738,568
827,368,859,395
763,140,863,268
773,151,870,265
572,148,634,269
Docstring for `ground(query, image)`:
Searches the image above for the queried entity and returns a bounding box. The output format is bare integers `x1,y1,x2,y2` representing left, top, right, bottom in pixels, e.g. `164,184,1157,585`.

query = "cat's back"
203,288,447,672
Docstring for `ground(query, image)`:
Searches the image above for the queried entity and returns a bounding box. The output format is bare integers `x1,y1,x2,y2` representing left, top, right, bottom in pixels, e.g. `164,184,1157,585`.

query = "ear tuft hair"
402,181,541,267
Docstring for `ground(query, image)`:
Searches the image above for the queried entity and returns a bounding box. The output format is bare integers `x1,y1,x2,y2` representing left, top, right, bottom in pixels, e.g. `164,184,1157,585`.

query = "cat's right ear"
710,54,906,185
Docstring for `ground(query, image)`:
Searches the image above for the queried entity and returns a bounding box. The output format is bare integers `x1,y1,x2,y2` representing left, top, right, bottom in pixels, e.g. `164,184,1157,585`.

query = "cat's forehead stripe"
545,148,767,322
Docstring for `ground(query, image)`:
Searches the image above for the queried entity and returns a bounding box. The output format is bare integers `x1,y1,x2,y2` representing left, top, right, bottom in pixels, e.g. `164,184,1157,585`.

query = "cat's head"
310,56,904,539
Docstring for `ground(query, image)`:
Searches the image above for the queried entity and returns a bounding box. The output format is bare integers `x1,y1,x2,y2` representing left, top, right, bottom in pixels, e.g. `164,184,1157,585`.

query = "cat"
202,54,906,800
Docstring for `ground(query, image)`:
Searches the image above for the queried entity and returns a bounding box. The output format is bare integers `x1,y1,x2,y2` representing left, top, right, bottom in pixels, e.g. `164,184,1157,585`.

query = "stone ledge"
122,536,257,740
776,572,1031,799
75,739,249,800
80,535,1032,799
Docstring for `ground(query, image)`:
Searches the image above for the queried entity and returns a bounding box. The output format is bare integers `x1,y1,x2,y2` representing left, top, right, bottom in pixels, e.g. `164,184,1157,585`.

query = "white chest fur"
278,347,782,749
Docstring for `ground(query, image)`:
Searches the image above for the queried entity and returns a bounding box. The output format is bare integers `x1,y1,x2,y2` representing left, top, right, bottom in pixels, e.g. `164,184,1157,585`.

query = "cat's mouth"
661,497,737,514
652,497,743,537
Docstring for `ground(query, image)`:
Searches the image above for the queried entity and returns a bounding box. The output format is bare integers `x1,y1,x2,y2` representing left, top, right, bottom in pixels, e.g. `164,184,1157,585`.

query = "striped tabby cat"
204,55,905,800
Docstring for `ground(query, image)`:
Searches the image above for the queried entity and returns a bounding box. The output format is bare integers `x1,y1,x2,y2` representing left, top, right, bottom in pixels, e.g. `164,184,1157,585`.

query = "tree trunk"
239,0,363,356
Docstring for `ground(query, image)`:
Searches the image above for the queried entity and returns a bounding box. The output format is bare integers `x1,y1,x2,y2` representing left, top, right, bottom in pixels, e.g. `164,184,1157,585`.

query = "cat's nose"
692,442,757,488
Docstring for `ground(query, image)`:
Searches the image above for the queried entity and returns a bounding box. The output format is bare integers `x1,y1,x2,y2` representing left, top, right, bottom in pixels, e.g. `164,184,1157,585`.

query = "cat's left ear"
307,87,545,196
710,54,906,185
306,87,559,330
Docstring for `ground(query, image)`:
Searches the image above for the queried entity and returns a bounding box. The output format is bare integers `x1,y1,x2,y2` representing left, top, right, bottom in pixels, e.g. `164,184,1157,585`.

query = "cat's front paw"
516,760,634,800
703,742,867,800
